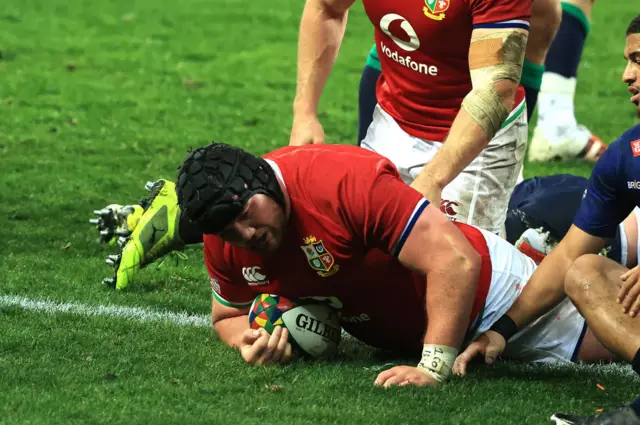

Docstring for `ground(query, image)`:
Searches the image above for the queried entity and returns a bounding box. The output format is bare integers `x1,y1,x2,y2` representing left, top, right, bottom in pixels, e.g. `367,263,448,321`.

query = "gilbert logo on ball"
248,294,341,358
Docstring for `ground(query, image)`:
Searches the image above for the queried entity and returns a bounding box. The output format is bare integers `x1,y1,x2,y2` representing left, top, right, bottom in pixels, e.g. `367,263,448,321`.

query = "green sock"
521,60,545,120
561,2,590,35
365,43,381,72
521,60,545,91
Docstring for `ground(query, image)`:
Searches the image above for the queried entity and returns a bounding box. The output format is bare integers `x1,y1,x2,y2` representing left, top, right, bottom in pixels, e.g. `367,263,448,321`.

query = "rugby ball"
248,294,341,358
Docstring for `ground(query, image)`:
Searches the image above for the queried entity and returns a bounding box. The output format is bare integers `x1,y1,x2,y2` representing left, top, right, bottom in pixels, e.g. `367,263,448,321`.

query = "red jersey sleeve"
203,235,255,309
344,160,430,257
266,145,430,258
468,0,532,29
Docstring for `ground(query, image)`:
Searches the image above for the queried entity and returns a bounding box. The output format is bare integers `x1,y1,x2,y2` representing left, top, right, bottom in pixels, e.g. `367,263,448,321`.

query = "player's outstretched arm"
453,225,606,375
375,204,481,387
410,27,528,205
290,0,354,146
212,297,292,365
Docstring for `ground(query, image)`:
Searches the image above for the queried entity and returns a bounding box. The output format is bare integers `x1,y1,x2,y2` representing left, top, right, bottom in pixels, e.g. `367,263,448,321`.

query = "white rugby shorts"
361,102,528,235
470,228,587,364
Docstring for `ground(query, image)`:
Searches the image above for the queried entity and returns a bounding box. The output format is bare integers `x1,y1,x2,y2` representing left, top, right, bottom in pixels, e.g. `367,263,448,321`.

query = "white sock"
537,72,578,128
535,72,590,150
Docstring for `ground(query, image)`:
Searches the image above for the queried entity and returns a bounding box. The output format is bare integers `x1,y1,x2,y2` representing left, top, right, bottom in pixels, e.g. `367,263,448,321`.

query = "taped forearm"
462,31,528,139
418,257,478,382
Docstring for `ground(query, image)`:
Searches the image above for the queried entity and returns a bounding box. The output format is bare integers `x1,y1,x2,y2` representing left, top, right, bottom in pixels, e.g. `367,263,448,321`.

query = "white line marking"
1,295,639,378
0,295,212,328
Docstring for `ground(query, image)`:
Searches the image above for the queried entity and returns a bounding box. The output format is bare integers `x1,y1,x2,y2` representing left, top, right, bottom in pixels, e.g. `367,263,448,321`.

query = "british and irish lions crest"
423,0,449,21
300,236,340,278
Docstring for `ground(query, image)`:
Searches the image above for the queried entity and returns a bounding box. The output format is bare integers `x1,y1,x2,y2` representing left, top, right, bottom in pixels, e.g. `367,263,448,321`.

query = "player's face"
217,194,286,254
623,33,640,117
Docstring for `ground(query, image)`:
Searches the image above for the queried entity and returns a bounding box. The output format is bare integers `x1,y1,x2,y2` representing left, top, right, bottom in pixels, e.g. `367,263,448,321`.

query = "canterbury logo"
440,200,460,216
210,277,221,294
242,266,269,286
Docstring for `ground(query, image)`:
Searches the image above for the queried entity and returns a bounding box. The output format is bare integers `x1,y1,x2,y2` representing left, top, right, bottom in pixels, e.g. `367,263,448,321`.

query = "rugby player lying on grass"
92,142,618,387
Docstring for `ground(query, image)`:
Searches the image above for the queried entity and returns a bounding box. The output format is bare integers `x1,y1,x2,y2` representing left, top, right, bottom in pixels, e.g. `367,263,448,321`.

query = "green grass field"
1,0,640,424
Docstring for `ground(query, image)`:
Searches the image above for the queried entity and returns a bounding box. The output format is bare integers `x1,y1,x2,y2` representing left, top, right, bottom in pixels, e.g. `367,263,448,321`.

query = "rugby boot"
529,123,607,163
90,204,144,246
103,179,184,290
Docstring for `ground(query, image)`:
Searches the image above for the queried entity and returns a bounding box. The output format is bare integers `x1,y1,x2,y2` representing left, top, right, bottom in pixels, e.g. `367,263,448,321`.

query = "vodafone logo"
378,14,438,76
242,266,269,286
379,14,420,52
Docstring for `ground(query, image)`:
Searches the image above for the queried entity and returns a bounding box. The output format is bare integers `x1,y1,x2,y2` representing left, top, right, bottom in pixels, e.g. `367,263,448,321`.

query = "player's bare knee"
564,254,602,302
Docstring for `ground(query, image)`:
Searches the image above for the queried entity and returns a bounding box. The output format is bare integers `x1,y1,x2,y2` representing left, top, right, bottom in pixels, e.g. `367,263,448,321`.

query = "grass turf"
1,0,639,423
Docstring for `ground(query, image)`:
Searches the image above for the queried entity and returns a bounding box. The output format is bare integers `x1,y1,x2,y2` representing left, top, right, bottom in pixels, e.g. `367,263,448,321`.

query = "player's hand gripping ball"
248,294,341,358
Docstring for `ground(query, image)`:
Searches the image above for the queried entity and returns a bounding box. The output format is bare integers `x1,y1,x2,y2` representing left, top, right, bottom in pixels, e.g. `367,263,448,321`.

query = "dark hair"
176,142,285,234
627,14,640,35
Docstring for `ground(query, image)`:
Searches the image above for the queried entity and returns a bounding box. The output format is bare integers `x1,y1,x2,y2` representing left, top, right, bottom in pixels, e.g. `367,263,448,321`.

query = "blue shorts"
506,175,622,263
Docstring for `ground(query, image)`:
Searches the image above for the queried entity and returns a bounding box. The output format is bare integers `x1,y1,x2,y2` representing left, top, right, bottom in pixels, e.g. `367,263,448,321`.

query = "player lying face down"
173,142,622,387
176,142,483,387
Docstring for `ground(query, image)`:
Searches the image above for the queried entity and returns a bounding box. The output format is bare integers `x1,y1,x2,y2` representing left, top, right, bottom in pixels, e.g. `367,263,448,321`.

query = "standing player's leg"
358,44,381,145
529,0,608,162
361,103,527,235
564,254,640,367
522,0,562,121
436,105,529,235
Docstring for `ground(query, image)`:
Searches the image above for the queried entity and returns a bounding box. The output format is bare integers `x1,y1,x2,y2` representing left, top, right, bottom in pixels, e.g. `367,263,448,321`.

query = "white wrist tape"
417,344,458,382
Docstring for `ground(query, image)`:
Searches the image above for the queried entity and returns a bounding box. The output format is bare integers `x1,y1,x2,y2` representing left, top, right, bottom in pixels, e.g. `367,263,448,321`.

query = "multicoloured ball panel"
248,294,296,334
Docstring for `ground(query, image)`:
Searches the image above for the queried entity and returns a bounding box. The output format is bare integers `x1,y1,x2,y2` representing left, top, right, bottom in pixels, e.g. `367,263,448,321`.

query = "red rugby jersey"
204,145,492,350
363,0,531,141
